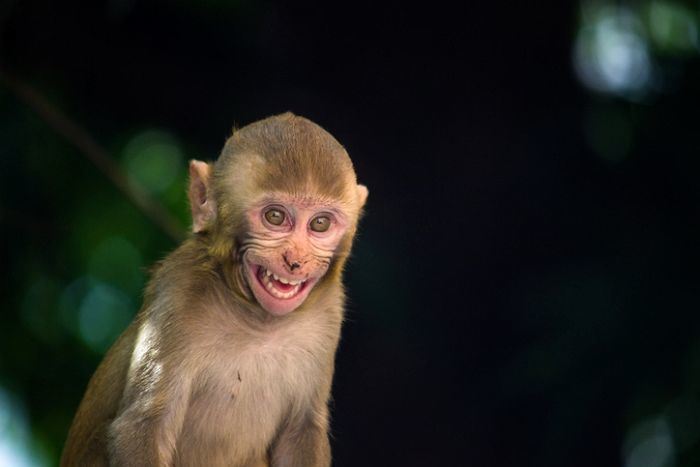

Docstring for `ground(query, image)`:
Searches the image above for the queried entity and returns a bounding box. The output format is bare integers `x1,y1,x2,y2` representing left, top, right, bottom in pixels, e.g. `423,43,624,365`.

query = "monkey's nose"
283,253,301,271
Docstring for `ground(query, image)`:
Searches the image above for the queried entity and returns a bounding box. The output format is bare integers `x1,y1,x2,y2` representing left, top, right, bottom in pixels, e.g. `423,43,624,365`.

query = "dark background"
2,1,700,466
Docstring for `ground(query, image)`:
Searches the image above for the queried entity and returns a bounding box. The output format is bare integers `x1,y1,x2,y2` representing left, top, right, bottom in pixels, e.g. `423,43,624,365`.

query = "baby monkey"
61,113,368,466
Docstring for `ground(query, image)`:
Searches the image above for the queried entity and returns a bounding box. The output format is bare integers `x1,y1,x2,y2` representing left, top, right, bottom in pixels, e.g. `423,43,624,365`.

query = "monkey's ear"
188,160,216,233
356,184,369,208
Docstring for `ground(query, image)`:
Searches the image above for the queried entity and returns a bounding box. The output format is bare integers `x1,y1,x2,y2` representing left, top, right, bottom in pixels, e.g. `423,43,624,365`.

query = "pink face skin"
242,196,349,316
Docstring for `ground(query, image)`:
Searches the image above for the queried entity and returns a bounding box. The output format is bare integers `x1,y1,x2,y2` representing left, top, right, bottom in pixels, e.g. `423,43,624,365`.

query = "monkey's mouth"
256,267,308,300
243,261,316,316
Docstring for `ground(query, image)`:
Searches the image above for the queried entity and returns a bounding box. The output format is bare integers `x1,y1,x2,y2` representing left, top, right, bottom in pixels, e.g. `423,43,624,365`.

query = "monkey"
60,112,368,467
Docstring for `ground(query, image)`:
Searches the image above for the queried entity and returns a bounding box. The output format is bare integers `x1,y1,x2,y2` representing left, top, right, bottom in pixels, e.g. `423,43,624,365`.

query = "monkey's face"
240,195,349,316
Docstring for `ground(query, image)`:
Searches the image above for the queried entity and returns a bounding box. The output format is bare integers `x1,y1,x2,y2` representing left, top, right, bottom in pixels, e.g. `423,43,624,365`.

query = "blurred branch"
0,71,186,243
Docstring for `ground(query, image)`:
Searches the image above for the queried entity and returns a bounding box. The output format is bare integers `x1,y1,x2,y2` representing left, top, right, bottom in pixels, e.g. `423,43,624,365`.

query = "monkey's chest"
174,343,325,464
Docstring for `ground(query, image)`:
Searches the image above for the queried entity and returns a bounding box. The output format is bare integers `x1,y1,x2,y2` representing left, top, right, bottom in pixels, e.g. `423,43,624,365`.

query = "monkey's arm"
269,360,334,467
62,313,191,466
107,322,193,466
269,405,331,467
107,382,191,466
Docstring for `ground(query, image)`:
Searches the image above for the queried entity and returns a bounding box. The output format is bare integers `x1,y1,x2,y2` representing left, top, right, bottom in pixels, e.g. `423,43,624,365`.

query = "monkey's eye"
264,208,286,226
310,215,332,233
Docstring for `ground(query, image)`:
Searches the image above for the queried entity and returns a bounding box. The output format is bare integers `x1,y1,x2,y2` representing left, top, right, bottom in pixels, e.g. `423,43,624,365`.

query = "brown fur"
61,113,367,466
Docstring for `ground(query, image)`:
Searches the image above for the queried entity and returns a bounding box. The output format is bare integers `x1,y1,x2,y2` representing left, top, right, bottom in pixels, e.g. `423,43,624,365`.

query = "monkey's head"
188,113,368,316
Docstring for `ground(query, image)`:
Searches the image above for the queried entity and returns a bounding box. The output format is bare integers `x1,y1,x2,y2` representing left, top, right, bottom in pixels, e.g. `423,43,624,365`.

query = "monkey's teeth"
261,272,302,299
272,273,288,284
261,268,303,286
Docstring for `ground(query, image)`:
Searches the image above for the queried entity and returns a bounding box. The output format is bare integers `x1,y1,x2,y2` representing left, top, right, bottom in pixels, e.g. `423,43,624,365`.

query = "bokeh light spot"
623,416,675,467
122,130,183,194
574,6,653,98
59,276,135,352
78,282,133,353
59,276,92,336
0,387,49,467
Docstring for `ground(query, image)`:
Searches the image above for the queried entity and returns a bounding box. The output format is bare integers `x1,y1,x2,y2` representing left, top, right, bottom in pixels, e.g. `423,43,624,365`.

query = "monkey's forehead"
216,160,358,208
251,191,344,206
251,155,355,200
218,148,356,188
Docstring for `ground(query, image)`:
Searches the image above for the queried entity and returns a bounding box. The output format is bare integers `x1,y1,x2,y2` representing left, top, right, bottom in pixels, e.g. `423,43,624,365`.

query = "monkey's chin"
244,263,316,316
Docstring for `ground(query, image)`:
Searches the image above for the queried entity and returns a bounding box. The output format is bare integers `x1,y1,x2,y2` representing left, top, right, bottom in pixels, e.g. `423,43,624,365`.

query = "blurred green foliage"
0,83,192,463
